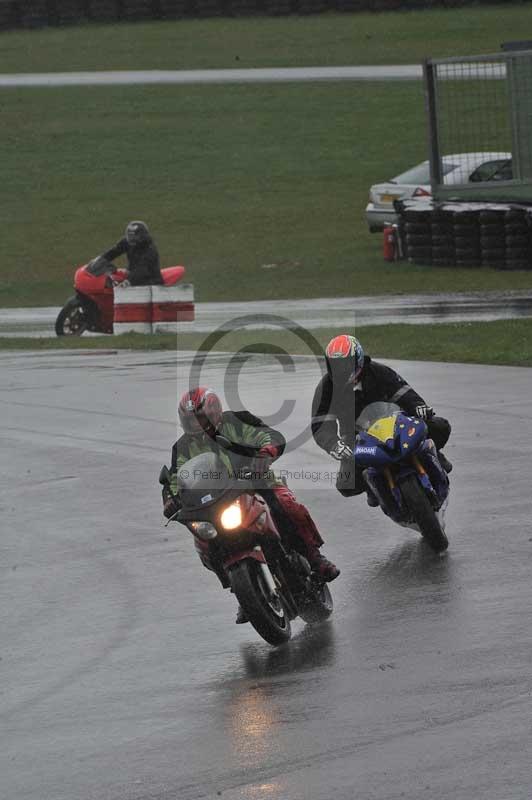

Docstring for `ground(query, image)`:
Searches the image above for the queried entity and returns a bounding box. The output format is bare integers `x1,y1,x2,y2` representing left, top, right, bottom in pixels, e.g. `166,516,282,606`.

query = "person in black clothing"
311,334,452,502
98,220,163,286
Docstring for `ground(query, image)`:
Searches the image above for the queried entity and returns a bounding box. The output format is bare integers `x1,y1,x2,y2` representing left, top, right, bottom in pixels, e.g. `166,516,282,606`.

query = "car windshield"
176,452,232,509
356,401,401,431
469,159,513,182
392,161,457,185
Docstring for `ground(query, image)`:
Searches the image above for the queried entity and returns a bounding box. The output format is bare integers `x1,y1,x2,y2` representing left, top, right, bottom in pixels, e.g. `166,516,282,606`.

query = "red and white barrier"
113,285,153,334
151,283,195,333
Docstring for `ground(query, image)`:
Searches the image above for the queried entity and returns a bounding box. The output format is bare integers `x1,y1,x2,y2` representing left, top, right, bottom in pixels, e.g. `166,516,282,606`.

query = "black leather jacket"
311,356,427,453
102,237,163,286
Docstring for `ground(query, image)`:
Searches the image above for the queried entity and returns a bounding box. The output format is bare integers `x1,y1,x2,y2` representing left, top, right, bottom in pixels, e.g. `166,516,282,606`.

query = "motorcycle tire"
229,559,291,646
404,222,430,235
298,582,334,624
405,234,432,247
55,296,89,336
479,211,504,225
400,474,449,553
505,235,529,248
504,223,528,236
453,224,478,237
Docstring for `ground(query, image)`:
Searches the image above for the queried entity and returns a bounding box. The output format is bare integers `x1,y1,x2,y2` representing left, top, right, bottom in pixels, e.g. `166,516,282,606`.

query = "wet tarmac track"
1,349,531,800
1,290,532,338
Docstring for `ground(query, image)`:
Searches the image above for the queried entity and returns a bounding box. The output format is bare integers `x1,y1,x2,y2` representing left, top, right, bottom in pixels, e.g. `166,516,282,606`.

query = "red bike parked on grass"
55,257,186,336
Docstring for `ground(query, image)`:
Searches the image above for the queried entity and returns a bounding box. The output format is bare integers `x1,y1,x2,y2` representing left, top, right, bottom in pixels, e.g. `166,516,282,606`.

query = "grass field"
0,6,527,73
1,4,532,307
2,318,532,367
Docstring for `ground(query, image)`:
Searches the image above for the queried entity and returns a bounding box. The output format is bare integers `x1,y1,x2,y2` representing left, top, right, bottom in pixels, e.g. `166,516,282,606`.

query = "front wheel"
229,559,291,646
400,474,449,553
55,297,89,336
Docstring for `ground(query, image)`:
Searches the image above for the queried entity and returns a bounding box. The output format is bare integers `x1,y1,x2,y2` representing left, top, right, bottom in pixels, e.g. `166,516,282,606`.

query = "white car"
365,152,512,232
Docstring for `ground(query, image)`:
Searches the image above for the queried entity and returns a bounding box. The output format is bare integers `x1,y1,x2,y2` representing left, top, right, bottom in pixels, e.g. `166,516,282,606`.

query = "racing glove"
329,440,354,462
414,405,434,421
162,490,181,520
251,444,280,476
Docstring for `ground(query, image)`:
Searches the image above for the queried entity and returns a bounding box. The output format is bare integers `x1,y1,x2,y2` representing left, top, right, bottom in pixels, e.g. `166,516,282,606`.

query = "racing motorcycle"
355,402,450,553
55,257,186,336
159,445,333,647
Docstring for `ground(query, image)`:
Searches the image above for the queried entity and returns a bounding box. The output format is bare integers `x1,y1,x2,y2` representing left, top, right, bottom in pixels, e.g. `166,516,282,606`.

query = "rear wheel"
229,559,291,646
299,583,333,624
55,297,89,336
400,474,448,553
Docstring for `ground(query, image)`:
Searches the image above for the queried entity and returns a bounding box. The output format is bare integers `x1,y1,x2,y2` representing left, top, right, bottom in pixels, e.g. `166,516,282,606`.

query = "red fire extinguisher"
383,225,397,261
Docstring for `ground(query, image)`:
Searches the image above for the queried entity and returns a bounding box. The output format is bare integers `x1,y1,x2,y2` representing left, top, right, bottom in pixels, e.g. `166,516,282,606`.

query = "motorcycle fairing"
355,413,428,467
223,548,267,569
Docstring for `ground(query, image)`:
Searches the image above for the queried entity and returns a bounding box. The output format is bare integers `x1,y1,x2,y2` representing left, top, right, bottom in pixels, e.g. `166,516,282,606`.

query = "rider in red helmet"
311,334,452,502
162,387,340,622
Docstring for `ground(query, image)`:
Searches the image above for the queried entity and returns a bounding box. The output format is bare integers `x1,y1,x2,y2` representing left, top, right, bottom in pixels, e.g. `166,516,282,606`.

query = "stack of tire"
479,208,531,270
430,209,456,267
400,203,532,270
402,209,434,266
452,210,481,268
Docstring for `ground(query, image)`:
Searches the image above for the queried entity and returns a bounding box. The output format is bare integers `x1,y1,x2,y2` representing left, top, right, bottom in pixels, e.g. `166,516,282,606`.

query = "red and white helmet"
178,387,223,436
325,334,365,386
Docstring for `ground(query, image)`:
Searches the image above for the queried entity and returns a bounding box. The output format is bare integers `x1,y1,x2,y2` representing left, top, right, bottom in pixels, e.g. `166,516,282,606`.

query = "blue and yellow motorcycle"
355,402,450,552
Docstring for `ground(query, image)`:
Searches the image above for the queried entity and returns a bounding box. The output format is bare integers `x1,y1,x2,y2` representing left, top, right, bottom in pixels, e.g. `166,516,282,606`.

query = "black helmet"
325,334,365,386
125,220,150,246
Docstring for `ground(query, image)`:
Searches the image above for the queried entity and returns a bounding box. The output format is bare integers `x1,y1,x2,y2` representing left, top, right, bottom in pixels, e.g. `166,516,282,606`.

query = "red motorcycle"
159,443,334,646
55,257,186,336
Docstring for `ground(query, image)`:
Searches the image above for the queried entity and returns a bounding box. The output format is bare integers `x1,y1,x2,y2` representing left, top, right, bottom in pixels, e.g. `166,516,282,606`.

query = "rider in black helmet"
97,220,163,286
311,334,452,502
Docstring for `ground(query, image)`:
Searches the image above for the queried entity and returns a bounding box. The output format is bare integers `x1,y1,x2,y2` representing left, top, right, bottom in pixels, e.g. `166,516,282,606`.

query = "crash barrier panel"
113,285,153,334
113,283,195,334
395,200,532,271
0,0,510,31
151,283,195,333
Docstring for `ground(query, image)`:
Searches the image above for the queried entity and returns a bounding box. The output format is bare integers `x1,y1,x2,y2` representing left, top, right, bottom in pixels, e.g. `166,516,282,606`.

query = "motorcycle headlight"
189,521,218,541
220,502,242,530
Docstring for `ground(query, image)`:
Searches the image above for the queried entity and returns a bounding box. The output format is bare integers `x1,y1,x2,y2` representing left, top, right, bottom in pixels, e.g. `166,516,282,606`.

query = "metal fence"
0,0,515,30
424,49,532,202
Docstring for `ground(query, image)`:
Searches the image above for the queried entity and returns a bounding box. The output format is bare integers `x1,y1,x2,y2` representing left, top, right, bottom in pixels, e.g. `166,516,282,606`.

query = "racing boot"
437,450,453,474
235,604,249,624
366,486,379,507
307,550,340,582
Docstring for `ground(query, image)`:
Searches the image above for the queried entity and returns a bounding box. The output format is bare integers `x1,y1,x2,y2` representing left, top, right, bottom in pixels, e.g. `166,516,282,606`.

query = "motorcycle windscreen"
176,452,232,510
356,401,401,433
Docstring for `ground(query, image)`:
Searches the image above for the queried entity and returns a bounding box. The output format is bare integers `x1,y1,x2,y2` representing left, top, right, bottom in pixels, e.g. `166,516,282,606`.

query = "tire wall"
399,204,532,271
0,0,514,31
